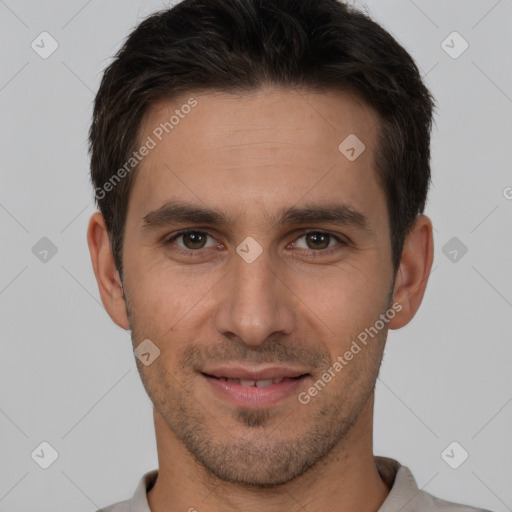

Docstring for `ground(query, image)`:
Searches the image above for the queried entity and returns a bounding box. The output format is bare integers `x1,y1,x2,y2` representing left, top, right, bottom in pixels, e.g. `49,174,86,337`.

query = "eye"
164,229,346,258
165,230,218,252
291,231,345,253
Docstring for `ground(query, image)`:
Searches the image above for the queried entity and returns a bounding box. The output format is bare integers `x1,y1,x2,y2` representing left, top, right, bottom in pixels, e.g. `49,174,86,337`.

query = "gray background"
0,0,511,511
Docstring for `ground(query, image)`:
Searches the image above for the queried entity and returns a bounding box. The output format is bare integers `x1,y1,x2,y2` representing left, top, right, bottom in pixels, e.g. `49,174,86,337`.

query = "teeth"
255,379,273,387
221,377,287,386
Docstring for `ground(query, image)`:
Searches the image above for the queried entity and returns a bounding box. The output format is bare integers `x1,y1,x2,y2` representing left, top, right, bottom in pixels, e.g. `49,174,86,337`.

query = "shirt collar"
129,457,419,511
127,468,157,512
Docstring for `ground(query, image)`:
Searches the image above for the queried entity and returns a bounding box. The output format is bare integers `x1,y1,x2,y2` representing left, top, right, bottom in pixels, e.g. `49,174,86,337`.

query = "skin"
87,86,433,512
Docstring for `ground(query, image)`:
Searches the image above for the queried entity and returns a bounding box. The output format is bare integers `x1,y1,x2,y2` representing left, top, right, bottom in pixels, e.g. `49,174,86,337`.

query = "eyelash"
164,229,347,258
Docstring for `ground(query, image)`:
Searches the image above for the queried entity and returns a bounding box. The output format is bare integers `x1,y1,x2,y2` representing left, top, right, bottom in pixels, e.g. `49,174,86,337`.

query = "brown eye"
166,230,216,252
305,232,331,250
293,231,341,251
181,231,208,249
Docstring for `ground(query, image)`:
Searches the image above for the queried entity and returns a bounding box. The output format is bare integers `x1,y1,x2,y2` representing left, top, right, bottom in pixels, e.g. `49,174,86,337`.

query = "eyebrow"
141,199,371,233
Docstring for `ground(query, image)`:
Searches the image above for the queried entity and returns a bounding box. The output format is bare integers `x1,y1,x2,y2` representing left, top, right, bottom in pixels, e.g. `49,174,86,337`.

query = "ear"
86,211,130,330
389,215,434,330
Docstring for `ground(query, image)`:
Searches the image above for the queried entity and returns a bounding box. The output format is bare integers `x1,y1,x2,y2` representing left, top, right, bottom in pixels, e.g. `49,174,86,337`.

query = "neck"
147,395,390,512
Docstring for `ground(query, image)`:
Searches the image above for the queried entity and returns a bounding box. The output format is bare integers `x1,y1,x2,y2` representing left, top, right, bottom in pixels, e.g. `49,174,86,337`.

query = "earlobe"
389,215,434,330
86,211,130,330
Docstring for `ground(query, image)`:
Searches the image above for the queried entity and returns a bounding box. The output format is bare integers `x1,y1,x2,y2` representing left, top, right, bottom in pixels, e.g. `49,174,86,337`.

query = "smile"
201,371,310,408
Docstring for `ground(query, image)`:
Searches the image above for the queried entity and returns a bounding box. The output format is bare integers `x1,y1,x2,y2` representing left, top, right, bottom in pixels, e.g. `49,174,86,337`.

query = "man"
86,0,490,510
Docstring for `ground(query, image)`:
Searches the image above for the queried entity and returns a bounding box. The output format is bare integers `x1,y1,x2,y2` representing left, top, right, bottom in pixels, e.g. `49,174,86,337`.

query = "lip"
201,365,309,381
201,366,310,409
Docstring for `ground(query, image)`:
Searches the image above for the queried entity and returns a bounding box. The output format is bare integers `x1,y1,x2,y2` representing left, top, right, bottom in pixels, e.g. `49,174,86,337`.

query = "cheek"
289,264,391,362
126,264,217,343
295,261,387,319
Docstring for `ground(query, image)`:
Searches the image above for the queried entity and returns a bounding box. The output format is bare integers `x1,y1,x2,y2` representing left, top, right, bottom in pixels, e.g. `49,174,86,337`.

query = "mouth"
202,374,307,387
200,366,311,408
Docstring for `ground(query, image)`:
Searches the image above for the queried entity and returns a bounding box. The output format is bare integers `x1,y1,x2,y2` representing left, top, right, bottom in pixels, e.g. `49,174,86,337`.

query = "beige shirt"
97,456,492,512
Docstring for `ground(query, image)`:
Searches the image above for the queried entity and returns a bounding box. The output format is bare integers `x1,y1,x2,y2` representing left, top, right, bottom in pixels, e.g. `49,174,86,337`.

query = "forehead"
128,87,385,228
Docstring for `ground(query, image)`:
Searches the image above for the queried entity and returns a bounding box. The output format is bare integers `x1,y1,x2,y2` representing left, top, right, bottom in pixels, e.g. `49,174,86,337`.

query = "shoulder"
95,500,131,512
375,456,493,512
94,468,158,512
412,489,493,512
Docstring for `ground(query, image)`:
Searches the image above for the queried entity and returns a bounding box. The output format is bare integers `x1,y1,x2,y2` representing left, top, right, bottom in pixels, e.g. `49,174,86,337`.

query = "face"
121,87,395,486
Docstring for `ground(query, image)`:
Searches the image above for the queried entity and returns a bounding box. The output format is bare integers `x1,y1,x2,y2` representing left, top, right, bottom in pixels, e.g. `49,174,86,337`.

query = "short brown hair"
89,0,435,279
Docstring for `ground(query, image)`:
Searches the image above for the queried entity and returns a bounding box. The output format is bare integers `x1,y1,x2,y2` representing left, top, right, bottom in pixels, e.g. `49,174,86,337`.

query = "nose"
213,246,296,347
